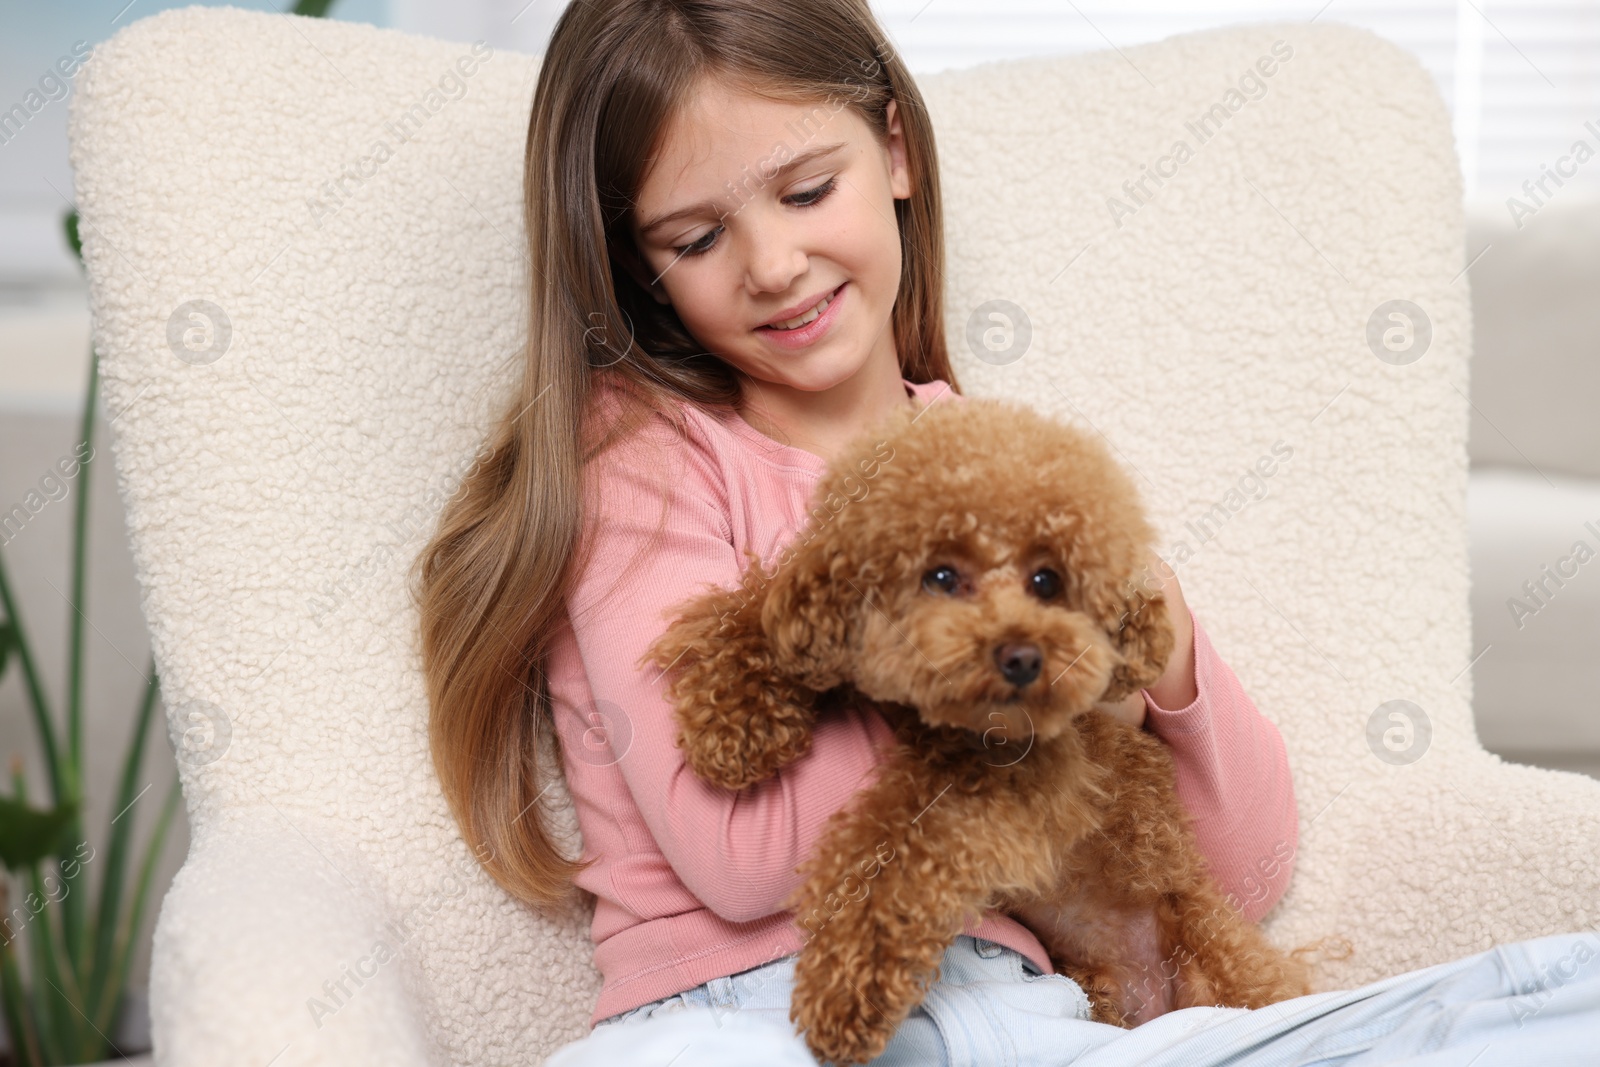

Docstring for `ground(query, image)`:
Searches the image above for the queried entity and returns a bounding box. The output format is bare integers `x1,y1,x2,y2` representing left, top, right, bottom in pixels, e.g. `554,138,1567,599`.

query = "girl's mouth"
755,283,846,348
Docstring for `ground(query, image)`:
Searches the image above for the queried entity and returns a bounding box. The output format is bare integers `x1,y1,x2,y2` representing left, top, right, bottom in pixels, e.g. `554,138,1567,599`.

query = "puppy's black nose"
994,643,1042,687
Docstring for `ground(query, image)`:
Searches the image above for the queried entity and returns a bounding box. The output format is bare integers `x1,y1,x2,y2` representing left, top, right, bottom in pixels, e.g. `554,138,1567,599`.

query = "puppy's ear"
758,520,862,692
1088,559,1175,704
641,551,819,789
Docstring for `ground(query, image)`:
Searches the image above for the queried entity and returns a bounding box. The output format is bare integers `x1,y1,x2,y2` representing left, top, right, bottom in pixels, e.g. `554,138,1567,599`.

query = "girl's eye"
676,225,723,258
922,565,960,594
784,176,837,208
1030,568,1063,600
671,178,835,258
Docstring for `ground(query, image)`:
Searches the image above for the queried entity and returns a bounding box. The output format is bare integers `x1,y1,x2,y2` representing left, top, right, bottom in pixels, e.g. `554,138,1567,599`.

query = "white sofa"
67,9,1600,1066
1466,194,1600,774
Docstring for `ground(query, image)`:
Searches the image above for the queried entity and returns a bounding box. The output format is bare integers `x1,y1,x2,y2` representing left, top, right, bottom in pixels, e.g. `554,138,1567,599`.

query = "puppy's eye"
1030,567,1064,600
922,565,960,594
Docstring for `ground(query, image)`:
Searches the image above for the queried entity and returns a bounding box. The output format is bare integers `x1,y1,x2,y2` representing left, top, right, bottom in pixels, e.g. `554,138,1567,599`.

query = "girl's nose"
740,215,809,295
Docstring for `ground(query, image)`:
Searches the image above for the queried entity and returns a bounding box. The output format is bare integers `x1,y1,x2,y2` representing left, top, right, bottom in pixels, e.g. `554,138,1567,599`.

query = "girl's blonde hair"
413,0,962,914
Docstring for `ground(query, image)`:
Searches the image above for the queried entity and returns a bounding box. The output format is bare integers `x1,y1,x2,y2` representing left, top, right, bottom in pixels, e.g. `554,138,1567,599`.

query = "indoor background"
2,0,1597,1057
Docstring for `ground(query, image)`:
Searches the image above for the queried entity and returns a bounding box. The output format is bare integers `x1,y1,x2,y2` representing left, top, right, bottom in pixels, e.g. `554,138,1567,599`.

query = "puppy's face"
758,398,1173,745
851,531,1137,745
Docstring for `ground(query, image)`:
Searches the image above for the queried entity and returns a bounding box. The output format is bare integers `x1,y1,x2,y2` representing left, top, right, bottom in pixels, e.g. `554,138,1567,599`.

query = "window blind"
392,0,1600,206
863,0,1600,203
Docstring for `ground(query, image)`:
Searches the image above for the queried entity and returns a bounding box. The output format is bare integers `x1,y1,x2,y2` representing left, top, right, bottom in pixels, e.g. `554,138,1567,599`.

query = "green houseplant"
0,212,179,1065
1,8,339,1062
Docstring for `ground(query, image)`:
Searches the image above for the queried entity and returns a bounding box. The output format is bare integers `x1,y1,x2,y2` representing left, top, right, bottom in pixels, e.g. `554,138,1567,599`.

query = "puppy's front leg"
786,757,1055,1066
644,584,817,790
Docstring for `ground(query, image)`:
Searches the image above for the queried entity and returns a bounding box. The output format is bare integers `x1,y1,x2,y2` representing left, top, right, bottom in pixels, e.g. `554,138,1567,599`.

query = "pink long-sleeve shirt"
548,375,1299,1027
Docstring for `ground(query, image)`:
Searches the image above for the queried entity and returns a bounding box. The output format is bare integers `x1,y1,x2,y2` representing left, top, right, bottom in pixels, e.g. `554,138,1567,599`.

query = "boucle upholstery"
67,8,1600,1065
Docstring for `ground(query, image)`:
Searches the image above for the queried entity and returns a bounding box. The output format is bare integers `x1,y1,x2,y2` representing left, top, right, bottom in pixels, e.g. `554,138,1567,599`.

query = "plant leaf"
0,933,46,1067
87,664,159,1027
0,798,78,871
100,774,181,1045
63,210,82,268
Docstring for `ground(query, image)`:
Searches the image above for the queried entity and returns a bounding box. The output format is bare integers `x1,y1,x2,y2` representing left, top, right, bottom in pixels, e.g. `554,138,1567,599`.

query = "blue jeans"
546,931,1600,1066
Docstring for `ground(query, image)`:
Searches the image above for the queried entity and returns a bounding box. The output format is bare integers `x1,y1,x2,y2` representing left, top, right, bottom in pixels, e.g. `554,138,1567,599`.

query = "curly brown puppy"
644,397,1331,1066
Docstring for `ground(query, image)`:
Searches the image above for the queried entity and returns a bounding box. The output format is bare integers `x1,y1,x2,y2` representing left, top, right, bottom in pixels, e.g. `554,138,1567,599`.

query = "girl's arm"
1136,570,1300,923
564,421,895,924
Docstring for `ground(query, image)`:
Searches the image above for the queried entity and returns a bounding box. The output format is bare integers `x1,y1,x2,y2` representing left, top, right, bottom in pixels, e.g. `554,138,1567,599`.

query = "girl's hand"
1096,690,1148,729
1141,550,1198,712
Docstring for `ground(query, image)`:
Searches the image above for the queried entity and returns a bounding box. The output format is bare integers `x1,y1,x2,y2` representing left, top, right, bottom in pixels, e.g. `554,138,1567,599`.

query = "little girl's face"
627,76,912,395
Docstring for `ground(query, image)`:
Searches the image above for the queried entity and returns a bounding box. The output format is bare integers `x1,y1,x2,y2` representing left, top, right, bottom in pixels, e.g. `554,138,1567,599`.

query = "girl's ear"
759,524,861,692
885,99,912,201
610,239,672,306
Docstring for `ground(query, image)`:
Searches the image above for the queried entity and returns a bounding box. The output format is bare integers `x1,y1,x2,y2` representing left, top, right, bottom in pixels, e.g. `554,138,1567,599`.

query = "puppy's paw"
1061,963,1140,1029
791,961,898,1067
677,686,815,789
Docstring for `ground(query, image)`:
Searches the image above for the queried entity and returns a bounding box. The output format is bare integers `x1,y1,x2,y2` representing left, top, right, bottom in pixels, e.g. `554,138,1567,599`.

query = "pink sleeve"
567,419,897,924
1141,607,1298,922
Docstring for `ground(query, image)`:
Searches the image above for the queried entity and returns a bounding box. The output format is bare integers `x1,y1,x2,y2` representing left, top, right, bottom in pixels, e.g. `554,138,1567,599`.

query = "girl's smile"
755,281,847,348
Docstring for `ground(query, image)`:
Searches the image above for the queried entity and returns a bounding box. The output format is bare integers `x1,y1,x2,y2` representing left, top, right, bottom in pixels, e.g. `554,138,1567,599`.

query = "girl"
414,1,1600,1064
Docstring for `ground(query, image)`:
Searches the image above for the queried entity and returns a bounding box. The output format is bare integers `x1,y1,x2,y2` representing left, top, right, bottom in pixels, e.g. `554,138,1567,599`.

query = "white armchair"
68,9,1600,1065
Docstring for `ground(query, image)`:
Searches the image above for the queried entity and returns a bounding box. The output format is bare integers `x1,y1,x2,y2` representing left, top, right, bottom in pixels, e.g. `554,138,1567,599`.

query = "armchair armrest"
1268,752,1600,991
148,816,438,1067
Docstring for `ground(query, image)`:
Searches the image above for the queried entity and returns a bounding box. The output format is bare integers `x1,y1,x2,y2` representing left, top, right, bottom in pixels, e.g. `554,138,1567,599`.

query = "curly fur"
643,398,1339,1066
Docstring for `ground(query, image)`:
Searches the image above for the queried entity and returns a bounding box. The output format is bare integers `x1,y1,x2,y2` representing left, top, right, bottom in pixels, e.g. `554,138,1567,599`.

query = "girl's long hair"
413,0,961,914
